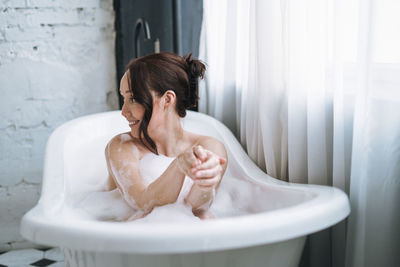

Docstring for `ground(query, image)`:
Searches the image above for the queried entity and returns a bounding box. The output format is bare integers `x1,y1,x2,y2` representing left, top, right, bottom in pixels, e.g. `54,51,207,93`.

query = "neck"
151,114,189,158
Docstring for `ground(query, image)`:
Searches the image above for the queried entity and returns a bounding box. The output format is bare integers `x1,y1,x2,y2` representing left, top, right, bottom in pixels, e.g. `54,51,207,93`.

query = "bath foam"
61,135,265,222
20,111,351,267
74,189,135,221
119,133,132,142
130,152,199,223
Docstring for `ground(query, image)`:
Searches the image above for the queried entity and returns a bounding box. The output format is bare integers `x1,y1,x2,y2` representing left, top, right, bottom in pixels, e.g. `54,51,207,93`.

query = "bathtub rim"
20,110,351,254
21,183,349,254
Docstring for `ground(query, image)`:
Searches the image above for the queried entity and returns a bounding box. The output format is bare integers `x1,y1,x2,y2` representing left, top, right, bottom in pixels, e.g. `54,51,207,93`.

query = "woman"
105,52,228,220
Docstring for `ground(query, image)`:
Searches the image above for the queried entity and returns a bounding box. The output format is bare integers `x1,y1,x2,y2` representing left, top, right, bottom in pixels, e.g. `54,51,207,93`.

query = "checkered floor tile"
0,247,65,267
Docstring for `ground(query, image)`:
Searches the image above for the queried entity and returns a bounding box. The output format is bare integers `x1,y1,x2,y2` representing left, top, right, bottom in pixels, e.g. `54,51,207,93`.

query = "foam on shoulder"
64,137,261,223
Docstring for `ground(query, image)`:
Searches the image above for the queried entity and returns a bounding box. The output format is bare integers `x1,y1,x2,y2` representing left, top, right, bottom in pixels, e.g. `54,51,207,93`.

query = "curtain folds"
199,0,400,266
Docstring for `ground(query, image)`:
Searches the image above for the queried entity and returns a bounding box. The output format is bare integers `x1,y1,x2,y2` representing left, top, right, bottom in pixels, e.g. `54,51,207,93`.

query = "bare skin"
105,72,228,220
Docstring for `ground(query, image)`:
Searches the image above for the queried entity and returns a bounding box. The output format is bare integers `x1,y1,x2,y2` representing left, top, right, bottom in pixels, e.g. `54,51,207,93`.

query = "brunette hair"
125,52,206,154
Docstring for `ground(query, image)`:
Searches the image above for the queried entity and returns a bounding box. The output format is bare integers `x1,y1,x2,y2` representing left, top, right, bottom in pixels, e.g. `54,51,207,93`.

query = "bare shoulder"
105,132,143,162
104,132,148,200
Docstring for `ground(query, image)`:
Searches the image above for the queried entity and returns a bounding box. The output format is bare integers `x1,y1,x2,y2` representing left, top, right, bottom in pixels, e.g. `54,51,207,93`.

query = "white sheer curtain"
199,0,400,266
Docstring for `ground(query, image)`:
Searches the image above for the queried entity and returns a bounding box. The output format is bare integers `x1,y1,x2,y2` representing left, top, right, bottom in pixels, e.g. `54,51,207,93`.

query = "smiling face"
120,72,145,138
120,71,168,140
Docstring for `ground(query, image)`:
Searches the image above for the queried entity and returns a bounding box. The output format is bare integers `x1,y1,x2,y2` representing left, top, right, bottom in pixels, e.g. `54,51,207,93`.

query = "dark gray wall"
175,0,203,56
114,0,203,108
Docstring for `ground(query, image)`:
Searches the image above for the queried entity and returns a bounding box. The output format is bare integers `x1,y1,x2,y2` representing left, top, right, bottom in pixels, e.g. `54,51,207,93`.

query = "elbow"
134,192,155,214
140,186,179,210
136,201,155,214
134,191,173,213
135,197,175,213
185,191,214,213
123,187,153,214
191,202,213,218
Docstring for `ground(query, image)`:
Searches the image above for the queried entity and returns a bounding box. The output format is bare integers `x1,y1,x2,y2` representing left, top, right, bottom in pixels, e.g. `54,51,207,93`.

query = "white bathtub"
20,111,350,267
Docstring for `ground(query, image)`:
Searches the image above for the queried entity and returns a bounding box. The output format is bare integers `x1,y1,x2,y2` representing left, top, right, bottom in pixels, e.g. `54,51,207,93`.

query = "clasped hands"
178,145,226,189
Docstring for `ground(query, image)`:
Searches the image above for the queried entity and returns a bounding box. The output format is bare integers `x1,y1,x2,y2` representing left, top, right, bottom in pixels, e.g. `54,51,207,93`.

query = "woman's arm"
184,137,228,216
105,134,194,214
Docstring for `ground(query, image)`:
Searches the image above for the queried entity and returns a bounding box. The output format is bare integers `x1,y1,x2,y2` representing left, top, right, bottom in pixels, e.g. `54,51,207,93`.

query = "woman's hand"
177,145,226,187
177,146,202,179
182,143,227,218
190,145,226,189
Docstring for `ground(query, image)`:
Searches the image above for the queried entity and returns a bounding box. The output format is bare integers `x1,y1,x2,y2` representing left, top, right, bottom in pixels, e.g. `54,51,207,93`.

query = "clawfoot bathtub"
21,111,350,267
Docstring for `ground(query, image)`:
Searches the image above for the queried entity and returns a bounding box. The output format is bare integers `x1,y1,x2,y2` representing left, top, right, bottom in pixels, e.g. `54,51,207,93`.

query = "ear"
162,90,176,110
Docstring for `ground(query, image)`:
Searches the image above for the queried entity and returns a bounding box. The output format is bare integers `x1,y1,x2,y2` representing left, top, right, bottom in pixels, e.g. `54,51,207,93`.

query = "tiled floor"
0,247,65,267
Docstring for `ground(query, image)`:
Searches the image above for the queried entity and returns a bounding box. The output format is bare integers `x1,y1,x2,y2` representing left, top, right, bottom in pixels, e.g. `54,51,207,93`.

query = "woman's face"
120,73,145,138
120,72,164,139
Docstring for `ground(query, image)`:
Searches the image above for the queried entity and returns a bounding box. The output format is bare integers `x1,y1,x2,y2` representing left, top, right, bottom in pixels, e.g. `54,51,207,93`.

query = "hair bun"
183,53,206,108
184,53,206,80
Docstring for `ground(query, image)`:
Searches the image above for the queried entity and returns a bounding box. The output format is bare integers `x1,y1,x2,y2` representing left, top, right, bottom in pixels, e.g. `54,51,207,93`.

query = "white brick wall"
0,0,118,251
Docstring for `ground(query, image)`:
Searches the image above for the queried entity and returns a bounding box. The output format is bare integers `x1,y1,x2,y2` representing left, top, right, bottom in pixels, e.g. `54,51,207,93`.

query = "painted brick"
27,9,81,26
0,0,26,8
0,0,117,250
26,0,99,9
5,26,54,41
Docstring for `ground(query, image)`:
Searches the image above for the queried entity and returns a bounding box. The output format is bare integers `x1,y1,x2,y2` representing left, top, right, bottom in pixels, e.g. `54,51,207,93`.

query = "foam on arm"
105,133,186,214
184,137,228,215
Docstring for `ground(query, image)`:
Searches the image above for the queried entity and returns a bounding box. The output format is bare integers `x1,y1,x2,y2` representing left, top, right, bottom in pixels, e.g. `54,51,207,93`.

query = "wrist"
175,155,186,175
